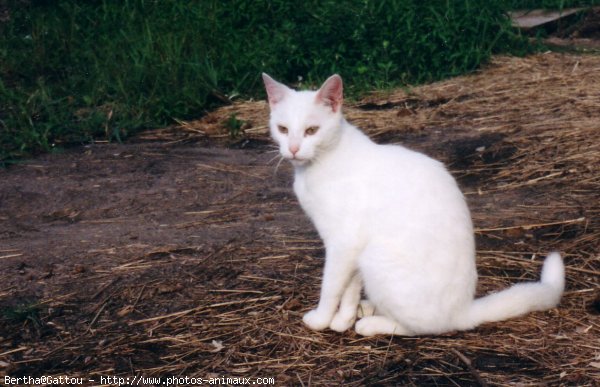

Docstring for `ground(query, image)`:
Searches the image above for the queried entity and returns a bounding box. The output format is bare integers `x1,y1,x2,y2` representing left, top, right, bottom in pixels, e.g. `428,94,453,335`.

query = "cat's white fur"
263,73,565,336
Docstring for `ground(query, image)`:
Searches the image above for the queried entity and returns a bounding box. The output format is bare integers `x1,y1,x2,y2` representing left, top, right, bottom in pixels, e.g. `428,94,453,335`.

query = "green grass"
1,0,535,163
1,300,42,328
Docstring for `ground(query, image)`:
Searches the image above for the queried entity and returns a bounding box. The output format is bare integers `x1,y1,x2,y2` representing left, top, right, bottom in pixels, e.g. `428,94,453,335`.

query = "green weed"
1,300,42,328
0,0,542,163
226,114,246,139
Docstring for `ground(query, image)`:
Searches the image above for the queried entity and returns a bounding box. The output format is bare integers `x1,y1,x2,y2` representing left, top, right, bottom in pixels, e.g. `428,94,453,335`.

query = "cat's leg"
329,274,362,332
355,316,413,337
357,299,376,318
303,247,357,331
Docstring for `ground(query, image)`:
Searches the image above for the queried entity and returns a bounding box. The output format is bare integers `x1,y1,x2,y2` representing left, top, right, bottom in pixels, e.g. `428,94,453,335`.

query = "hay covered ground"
1,52,599,386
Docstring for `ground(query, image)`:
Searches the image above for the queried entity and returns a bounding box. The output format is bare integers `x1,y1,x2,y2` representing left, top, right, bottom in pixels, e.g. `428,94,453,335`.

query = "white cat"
262,73,565,336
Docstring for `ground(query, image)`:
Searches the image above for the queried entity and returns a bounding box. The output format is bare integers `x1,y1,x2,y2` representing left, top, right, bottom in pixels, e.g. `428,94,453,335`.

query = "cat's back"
302,127,465,213
347,135,457,193
301,125,460,198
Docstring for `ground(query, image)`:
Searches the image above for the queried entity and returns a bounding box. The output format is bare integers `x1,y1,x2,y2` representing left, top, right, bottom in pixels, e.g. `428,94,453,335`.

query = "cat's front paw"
302,309,332,331
329,312,355,332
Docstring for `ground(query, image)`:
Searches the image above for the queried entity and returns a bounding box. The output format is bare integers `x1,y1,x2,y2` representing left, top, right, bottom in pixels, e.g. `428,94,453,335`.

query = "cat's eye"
305,126,319,136
277,125,288,134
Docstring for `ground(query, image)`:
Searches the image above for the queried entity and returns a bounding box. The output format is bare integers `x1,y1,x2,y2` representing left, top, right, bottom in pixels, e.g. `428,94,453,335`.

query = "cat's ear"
262,73,290,107
316,74,343,112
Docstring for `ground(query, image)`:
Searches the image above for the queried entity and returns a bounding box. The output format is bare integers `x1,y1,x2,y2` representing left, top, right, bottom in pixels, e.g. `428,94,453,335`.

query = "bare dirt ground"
1,52,599,386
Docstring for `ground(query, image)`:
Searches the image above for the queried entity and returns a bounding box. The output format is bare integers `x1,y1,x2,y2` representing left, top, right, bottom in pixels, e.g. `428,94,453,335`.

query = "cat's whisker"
268,153,283,165
273,155,285,175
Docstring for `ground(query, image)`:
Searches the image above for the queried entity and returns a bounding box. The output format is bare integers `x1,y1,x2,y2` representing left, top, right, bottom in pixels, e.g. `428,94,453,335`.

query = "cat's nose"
289,144,300,156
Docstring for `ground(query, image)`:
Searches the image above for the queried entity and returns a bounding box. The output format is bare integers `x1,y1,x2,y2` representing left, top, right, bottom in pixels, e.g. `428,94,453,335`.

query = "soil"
0,140,294,280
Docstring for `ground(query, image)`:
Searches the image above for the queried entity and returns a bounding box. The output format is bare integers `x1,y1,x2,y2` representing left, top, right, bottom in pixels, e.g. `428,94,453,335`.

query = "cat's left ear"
316,74,343,113
262,73,291,108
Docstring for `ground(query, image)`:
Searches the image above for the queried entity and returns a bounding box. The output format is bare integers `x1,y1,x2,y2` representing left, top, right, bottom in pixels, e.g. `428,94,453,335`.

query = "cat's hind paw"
302,309,332,331
355,316,411,337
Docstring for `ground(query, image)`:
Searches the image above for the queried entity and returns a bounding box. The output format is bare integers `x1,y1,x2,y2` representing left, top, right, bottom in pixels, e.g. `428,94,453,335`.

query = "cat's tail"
463,252,564,329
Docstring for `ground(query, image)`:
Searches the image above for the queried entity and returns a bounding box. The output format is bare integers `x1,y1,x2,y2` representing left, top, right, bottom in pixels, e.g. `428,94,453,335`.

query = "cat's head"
262,73,344,167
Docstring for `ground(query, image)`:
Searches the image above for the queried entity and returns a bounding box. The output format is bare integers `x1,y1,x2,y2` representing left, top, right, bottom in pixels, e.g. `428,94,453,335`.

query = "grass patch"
1,0,533,163
1,300,42,328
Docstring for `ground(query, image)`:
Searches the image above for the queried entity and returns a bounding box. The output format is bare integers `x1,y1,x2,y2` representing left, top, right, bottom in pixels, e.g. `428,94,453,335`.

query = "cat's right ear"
316,74,343,113
262,73,290,108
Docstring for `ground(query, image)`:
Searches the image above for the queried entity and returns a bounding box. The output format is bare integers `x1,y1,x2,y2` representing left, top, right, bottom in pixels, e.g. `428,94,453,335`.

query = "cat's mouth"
282,152,307,162
280,149,312,165
289,156,310,166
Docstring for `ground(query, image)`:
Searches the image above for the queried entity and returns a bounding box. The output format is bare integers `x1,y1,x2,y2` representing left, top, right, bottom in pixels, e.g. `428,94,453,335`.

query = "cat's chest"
293,169,363,221
293,174,318,213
